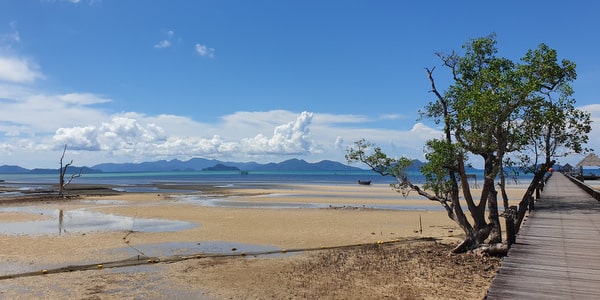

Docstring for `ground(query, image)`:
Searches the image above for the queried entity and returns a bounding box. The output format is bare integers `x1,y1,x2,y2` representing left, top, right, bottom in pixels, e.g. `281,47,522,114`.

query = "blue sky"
0,0,598,169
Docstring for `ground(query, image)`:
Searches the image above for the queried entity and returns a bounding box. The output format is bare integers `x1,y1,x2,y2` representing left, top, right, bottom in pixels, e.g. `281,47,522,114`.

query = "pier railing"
564,173,600,201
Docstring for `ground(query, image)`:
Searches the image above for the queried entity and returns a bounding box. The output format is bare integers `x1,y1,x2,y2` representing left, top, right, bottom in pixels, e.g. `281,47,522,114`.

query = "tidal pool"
0,206,197,235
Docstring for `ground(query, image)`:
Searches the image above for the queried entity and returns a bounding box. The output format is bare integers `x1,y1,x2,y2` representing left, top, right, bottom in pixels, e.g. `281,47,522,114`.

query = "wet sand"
0,183,526,299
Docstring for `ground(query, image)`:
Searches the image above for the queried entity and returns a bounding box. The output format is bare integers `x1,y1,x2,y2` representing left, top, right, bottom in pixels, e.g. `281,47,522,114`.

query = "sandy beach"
0,183,523,299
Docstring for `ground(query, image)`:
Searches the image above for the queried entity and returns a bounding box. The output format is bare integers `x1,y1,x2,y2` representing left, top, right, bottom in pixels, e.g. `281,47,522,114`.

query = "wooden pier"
486,172,600,299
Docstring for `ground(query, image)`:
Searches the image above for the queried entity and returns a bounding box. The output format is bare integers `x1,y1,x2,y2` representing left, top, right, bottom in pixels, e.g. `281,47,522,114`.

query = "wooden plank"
486,172,600,299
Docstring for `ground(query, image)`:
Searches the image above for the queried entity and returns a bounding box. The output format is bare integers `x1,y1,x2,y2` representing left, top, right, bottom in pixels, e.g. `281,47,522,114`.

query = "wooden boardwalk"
486,172,600,299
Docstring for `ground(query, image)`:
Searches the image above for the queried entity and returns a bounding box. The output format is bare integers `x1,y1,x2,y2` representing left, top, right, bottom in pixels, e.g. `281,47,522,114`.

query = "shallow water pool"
0,206,197,235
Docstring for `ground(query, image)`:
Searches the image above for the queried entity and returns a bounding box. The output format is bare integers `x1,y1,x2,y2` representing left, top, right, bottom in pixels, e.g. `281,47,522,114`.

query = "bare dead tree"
58,145,82,197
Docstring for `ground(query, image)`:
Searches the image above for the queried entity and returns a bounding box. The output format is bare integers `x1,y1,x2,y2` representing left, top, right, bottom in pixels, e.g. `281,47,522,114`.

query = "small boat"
358,180,371,185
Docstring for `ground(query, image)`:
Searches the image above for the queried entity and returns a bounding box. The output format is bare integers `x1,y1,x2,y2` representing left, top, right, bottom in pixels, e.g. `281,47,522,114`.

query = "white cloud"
240,111,314,155
581,104,600,115
0,84,112,139
410,122,440,136
154,30,175,49
0,55,43,83
195,43,215,58
380,114,405,120
154,40,171,49
312,113,371,125
53,125,100,150
58,93,111,105
53,115,166,151
219,110,304,136
334,136,344,150
51,111,315,160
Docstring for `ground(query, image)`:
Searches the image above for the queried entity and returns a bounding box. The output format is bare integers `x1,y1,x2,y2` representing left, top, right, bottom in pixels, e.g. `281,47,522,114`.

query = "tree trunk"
59,145,67,197
451,223,494,253
505,206,517,246
487,188,502,243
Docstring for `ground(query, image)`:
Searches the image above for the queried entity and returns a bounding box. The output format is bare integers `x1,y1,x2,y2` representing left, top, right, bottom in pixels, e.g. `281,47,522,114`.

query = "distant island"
201,164,240,171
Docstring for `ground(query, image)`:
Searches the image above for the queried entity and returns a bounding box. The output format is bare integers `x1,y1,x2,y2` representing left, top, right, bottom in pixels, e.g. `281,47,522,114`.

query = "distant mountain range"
0,157,499,175
0,158,379,174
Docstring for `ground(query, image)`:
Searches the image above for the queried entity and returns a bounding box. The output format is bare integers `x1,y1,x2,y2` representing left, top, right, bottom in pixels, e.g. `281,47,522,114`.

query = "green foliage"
441,36,531,159
515,42,591,166
420,139,458,198
347,35,591,251
345,139,400,176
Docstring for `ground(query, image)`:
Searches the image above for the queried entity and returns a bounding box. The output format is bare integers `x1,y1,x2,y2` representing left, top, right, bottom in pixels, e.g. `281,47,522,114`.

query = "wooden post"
505,206,518,247
529,193,535,212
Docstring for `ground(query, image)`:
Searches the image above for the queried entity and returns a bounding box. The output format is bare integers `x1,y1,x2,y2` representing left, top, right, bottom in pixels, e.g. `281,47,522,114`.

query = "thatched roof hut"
576,153,600,167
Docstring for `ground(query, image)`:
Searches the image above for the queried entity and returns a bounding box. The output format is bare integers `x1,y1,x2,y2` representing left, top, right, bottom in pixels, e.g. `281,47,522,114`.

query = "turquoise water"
0,169,530,184
0,169,534,196
0,170,400,185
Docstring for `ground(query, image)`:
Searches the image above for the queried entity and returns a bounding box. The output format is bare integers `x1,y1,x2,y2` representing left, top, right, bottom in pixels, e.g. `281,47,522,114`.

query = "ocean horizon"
0,169,535,191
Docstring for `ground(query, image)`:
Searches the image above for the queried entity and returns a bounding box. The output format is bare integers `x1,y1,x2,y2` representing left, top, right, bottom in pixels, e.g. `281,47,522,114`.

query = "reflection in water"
0,207,197,235
58,209,64,235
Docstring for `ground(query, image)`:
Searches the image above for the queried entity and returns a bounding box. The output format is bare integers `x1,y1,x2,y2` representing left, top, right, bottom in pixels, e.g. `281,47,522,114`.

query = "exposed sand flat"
0,183,526,299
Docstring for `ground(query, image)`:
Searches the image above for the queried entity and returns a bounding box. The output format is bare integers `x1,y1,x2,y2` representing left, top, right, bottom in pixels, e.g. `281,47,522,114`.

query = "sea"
0,169,538,196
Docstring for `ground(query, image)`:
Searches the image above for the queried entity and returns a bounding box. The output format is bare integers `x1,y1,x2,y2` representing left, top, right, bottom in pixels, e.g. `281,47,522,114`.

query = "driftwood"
472,243,508,257
58,145,82,197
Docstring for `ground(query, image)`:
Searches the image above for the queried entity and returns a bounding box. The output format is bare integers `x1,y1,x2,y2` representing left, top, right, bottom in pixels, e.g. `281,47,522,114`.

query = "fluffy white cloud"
51,111,315,158
53,115,167,151
240,111,314,154
0,55,43,83
195,43,215,58
53,126,99,150
334,136,344,150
